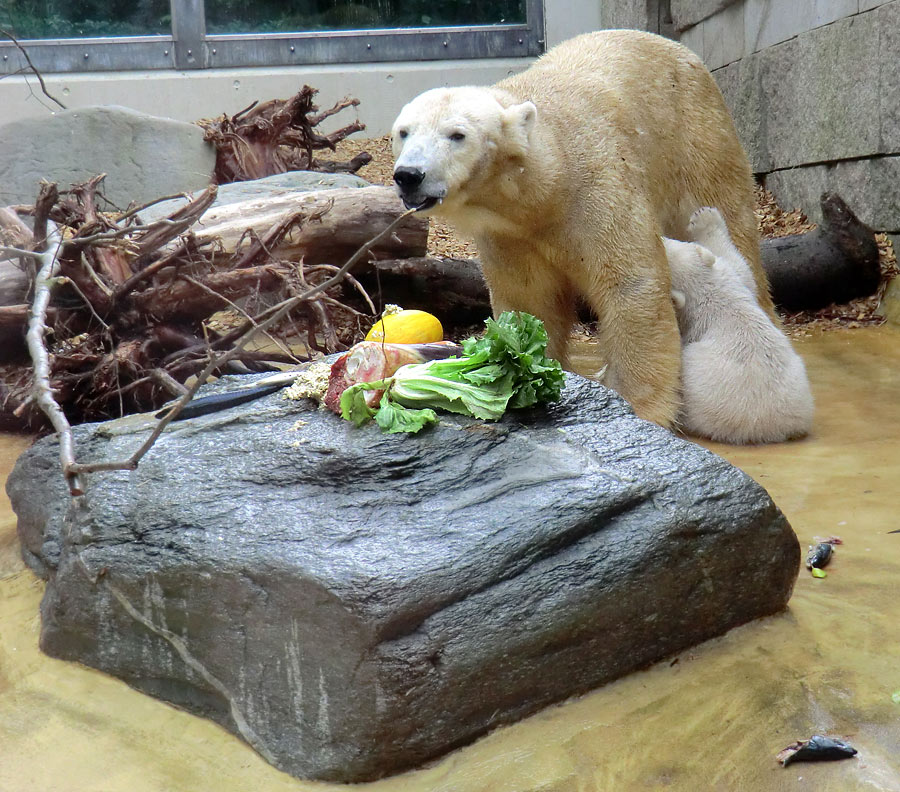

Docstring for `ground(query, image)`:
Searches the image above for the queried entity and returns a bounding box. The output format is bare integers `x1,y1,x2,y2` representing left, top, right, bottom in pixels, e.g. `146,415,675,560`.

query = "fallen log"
360,194,882,324
184,185,428,266
357,257,491,323
0,303,57,361
132,264,291,321
0,260,29,306
760,192,881,312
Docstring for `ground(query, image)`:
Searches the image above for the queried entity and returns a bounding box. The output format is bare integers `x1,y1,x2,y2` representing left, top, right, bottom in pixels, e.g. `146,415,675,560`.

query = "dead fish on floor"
806,542,834,570
777,735,858,766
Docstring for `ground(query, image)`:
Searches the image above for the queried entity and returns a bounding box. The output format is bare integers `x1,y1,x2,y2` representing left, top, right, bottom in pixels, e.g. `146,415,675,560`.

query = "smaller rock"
137,171,369,224
0,105,216,206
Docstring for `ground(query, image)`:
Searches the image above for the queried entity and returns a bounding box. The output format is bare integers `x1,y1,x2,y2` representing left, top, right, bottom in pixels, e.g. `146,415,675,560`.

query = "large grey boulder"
8,374,800,782
0,105,216,206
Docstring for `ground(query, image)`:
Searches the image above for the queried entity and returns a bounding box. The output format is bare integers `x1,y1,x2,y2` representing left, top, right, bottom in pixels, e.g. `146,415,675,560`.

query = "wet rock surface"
7,374,800,783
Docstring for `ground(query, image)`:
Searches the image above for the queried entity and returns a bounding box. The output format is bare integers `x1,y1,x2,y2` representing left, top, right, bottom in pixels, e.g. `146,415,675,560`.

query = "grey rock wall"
703,0,899,235
714,4,897,174
766,157,900,234
671,0,739,32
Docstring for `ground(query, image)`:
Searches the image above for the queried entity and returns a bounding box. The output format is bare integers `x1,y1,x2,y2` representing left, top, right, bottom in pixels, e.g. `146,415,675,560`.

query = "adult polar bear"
392,30,772,429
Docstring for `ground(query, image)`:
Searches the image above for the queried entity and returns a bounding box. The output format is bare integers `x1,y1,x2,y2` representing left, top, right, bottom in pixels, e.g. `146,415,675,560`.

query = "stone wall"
599,0,674,37
674,0,899,243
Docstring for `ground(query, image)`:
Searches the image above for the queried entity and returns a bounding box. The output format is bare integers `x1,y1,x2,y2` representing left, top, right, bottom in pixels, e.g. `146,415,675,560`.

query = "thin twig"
113,235,202,301
0,245,34,259
304,262,376,314
180,273,301,364
0,27,67,110
117,192,189,224
79,251,114,298
148,369,188,397
57,275,110,329
66,218,185,248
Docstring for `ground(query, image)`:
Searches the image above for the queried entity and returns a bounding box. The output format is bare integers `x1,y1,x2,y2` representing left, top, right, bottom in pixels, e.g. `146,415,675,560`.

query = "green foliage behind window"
1,0,171,38
206,0,526,35
1,0,524,39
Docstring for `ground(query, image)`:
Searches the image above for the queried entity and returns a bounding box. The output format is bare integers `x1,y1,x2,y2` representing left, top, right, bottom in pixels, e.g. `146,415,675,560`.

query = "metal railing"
0,0,544,74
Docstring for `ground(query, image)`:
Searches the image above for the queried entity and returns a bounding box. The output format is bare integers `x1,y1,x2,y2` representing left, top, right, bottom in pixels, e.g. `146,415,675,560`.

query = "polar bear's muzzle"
393,167,442,212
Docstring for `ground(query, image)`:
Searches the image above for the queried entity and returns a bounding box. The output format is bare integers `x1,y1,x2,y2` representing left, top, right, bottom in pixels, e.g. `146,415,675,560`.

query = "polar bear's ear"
502,101,537,157
696,245,717,267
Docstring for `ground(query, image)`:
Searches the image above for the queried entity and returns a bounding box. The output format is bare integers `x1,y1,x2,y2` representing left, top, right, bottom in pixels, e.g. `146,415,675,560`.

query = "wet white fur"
390,31,771,428
664,207,814,443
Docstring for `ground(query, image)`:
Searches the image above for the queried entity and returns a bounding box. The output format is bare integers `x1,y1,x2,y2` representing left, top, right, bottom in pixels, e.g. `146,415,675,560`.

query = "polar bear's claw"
687,206,727,243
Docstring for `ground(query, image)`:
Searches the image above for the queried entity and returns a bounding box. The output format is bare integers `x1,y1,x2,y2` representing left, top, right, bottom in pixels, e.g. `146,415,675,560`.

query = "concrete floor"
2,326,899,791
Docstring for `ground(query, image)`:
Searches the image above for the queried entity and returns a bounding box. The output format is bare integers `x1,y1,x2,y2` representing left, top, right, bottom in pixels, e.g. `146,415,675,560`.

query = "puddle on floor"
2,327,899,791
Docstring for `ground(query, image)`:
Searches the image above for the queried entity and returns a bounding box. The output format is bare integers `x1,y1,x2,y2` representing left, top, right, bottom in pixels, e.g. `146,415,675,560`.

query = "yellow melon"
365,309,443,344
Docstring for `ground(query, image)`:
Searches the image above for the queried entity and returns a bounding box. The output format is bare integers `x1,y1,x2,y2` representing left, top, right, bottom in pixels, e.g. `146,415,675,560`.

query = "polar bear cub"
663,208,814,444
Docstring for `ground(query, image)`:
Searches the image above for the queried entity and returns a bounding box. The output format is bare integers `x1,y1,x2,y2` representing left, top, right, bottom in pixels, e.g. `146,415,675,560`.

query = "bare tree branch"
0,27,67,110
23,225,84,494
180,272,301,364
65,208,417,480
148,368,188,397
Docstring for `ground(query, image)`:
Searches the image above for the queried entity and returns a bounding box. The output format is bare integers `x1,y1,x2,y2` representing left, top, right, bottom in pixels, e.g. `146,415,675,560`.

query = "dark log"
0,304,57,361
357,257,492,324
0,206,34,250
360,194,882,325
760,192,881,312
0,261,29,306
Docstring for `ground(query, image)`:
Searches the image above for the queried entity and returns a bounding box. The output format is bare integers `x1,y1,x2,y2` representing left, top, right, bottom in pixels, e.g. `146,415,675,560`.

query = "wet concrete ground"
1,326,899,791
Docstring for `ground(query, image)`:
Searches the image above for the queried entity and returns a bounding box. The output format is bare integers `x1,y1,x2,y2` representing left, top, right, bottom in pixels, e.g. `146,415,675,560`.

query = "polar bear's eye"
449,132,466,142
397,129,409,140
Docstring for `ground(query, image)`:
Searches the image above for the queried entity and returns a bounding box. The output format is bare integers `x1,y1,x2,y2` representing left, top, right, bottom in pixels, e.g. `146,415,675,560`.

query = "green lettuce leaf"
339,379,388,426
340,311,564,433
373,394,438,434
389,367,513,420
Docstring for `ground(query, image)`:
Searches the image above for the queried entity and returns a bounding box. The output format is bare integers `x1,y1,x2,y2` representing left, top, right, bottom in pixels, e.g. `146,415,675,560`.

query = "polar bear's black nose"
394,167,426,191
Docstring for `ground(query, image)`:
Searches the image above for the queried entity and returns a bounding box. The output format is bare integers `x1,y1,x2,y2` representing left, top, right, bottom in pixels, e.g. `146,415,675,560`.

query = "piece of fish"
323,341,462,414
806,542,834,570
777,735,858,766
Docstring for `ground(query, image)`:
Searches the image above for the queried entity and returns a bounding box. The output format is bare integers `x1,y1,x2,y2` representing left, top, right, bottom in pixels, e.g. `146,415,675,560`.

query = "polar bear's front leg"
479,260,577,370
587,266,682,429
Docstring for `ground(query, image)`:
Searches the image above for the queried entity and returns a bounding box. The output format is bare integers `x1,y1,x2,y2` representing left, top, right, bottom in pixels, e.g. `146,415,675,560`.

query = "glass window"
0,0,171,39
205,0,526,35
0,0,543,73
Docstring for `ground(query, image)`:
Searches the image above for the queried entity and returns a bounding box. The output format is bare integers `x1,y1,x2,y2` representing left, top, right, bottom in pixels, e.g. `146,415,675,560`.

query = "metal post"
170,0,208,69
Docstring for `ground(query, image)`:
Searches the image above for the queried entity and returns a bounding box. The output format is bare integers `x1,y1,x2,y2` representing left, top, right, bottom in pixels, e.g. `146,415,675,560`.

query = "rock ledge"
7,374,799,782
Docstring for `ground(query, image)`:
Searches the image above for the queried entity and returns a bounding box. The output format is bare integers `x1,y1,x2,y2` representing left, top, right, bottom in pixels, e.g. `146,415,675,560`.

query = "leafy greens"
340,311,565,433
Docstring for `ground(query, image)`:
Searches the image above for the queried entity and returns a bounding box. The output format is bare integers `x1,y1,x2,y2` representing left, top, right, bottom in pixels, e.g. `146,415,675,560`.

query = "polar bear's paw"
687,207,729,246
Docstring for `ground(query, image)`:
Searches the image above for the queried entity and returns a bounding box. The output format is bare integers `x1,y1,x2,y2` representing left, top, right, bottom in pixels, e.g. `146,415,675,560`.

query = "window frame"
0,0,545,74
